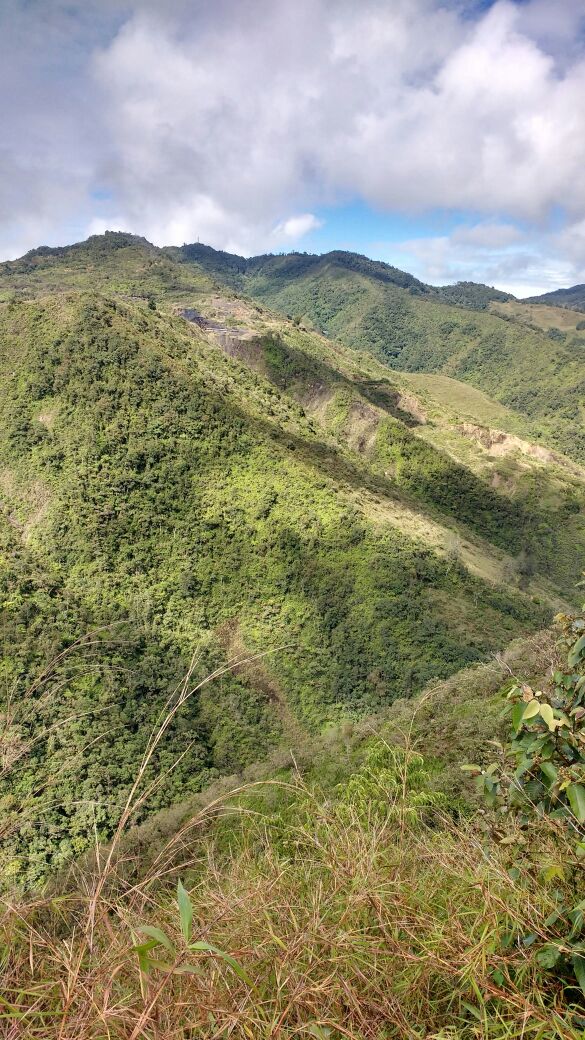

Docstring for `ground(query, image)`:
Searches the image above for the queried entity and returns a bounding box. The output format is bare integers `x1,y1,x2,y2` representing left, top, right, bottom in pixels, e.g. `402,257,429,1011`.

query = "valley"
0,229,583,1039
0,233,583,886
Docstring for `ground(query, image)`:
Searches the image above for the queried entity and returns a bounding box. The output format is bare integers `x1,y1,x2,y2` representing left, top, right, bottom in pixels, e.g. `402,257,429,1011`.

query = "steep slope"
0,262,557,886
179,294,585,597
174,244,585,464
1,234,583,883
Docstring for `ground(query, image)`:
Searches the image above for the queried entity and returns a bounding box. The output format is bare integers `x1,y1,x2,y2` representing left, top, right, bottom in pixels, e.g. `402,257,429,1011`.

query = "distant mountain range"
525,283,585,312
169,241,585,463
166,242,515,309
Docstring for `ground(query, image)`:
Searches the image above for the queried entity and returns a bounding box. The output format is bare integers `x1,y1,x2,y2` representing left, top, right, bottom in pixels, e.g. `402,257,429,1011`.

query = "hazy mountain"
524,283,585,313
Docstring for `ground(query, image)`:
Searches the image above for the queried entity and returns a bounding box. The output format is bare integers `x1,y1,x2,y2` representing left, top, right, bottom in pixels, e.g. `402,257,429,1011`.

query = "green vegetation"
434,279,514,309
1,281,559,884
526,283,585,313
1,232,584,1037
176,244,585,463
1,617,584,1038
0,231,213,304
467,595,585,1000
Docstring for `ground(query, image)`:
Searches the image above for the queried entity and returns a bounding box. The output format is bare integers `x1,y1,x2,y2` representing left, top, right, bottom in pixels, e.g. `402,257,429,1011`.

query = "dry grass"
0,768,582,1038
489,301,584,334
0,641,582,1039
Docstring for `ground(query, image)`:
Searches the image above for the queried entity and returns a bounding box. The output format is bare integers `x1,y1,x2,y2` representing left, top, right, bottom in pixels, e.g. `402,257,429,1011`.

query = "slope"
173,244,585,464
0,255,566,881
525,283,585,312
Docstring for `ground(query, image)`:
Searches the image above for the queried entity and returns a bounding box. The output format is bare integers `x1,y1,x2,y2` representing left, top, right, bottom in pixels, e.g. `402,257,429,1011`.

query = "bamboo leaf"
137,925,175,955
572,954,585,996
567,783,585,823
189,940,253,986
177,880,193,943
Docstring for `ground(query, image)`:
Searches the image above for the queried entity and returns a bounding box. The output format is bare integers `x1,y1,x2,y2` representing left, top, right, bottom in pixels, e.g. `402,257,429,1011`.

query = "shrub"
466,588,585,999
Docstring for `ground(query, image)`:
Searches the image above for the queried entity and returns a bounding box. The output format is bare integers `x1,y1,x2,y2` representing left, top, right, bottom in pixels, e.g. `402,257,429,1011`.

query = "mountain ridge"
168,238,585,464
525,282,585,312
3,231,583,882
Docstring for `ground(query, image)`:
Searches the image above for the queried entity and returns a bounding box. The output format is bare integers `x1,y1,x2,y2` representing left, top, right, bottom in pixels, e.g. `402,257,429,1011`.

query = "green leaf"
568,634,585,667
523,699,541,721
511,702,525,733
538,703,555,731
536,944,561,969
567,907,584,940
177,880,193,943
461,1001,482,1022
137,925,175,955
572,954,585,996
189,940,253,987
133,939,159,976
148,959,203,975
540,762,558,787
542,863,564,883
567,783,585,823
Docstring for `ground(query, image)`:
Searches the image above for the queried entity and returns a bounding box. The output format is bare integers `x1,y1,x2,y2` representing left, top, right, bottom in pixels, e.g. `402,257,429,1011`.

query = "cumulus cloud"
392,220,585,298
273,214,324,239
1,0,585,291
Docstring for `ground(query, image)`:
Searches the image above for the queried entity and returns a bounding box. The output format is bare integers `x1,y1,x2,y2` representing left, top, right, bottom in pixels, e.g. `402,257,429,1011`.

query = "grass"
395,373,530,432
0,603,580,1038
1,744,582,1038
183,245,585,465
490,300,585,334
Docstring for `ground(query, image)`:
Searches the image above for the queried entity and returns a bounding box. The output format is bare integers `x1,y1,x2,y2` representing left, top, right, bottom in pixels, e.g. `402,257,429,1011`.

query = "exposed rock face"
395,391,427,425
180,307,266,370
456,423,559,463
344,400,381,454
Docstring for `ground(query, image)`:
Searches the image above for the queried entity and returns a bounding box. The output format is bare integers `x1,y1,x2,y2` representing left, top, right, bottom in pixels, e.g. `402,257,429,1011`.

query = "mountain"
168,243,514,309
1,232,584,1038
0,232,584,885
524,283,585,313
172,244,585,464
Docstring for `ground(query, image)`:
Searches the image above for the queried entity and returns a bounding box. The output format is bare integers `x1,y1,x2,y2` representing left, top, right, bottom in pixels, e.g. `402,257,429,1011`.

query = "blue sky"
2,0,585,296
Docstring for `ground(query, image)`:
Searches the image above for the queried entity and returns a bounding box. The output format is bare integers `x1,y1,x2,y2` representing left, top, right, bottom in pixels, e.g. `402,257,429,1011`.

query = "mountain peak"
22,230,156,261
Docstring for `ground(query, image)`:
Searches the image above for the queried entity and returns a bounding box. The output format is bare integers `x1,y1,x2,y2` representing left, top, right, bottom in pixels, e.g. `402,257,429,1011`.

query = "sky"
2,0,585,295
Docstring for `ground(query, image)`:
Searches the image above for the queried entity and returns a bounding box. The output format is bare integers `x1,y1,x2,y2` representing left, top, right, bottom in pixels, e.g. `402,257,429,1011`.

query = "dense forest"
0,233,584,1037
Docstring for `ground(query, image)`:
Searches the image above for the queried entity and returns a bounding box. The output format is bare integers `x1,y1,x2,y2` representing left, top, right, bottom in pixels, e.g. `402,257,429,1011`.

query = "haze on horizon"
2,0,585,296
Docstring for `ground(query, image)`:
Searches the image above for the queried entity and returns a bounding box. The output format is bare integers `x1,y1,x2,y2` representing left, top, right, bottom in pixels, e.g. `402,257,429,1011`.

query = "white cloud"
452,222,524,250
1,0,585,292
273,214,323,239
390,220,582,297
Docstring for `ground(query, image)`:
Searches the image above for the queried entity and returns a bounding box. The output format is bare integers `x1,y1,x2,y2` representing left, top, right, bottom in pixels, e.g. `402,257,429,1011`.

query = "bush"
466,590,585,1000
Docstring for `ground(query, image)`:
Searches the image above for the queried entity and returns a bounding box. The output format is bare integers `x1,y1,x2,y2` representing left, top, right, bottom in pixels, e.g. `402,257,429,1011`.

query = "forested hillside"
1,233,583,883
174,244,585,463
526,283,585,312
0,233,584,1037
